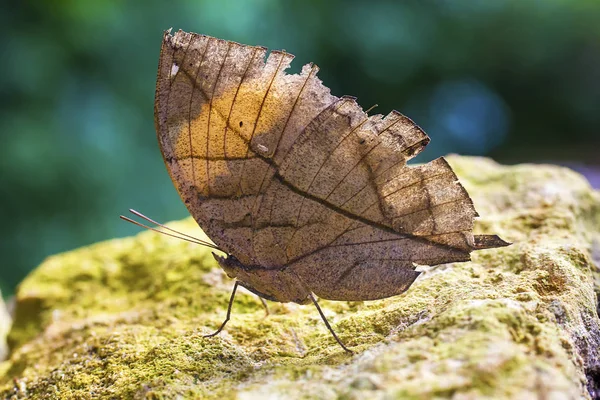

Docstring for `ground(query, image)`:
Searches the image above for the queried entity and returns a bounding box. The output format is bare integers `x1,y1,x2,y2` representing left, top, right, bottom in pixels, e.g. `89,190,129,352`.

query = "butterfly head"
211,252,243,280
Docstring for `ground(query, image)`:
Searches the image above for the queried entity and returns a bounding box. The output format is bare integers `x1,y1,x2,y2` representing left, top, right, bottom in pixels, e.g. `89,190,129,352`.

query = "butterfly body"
213,253,311,304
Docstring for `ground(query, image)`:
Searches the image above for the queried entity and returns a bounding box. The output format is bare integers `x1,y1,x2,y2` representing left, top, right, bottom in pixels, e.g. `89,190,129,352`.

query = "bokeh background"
1,0,599,296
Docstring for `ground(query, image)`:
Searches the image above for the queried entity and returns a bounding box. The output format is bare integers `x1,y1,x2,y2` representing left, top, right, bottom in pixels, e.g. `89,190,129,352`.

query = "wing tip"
473,234,511,250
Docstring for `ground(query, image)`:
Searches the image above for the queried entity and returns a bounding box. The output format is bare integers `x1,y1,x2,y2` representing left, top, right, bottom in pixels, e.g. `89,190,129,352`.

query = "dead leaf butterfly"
123,29,509,353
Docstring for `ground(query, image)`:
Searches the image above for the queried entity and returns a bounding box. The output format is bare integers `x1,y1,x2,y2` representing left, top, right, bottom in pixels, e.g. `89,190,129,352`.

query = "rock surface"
0,156,599,399
0,293,11,363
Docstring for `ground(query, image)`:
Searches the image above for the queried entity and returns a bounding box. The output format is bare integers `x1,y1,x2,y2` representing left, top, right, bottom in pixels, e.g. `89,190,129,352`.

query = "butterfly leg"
204,281,239,338
259,296,270,317
309,294,353,354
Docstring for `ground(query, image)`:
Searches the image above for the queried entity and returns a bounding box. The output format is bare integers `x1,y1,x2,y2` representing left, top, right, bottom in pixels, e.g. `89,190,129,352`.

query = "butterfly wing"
155,30,508,300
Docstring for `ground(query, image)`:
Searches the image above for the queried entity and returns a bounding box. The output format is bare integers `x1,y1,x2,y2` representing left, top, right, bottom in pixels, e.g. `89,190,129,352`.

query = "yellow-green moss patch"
1,156,599,399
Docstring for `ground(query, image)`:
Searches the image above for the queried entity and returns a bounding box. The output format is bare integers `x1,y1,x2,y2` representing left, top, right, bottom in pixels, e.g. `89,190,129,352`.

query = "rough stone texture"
0,156,599,399
0,293,11,363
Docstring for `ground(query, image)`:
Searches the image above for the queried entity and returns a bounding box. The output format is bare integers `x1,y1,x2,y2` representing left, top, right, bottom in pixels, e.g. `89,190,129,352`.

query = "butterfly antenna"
120,215,221,250
128,209,212,244
120,210,224,252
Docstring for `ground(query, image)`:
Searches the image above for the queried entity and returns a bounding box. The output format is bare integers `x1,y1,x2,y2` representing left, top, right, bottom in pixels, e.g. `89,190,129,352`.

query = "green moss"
1,157,599,399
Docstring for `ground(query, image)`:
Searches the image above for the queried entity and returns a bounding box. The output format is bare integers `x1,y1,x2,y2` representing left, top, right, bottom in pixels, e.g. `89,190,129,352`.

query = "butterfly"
124,29,508,353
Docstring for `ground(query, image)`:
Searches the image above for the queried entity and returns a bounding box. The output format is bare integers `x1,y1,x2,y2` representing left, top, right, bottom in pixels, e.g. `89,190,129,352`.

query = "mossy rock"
0,293,10,363
1,156,599,399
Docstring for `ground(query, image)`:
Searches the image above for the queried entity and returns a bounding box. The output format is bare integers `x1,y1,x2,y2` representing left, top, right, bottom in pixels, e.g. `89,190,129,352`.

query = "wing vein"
249,63,318,233
292,116,371,229
159,33,193,159
390,197,469,222
223,46,259,166
266,98,347,227
206,42,232,196
188,37,212,187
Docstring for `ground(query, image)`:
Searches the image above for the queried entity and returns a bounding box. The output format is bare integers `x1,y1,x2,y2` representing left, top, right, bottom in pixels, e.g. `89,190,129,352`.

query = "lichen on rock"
0,156,599,399
0,292,11,364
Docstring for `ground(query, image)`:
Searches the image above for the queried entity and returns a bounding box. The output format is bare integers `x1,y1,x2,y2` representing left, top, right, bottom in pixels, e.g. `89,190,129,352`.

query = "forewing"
155,30,335,265
155,30,508,298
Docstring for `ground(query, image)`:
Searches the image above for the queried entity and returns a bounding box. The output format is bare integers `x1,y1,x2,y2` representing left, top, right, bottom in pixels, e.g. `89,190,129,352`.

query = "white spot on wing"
256,144,269,154
170,63,179,78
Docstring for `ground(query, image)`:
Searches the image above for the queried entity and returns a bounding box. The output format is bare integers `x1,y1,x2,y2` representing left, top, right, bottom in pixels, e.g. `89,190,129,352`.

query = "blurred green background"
1,0,599,296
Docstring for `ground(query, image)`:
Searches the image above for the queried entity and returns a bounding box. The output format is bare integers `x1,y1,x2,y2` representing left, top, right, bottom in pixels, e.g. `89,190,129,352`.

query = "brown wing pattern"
155,30,508,301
